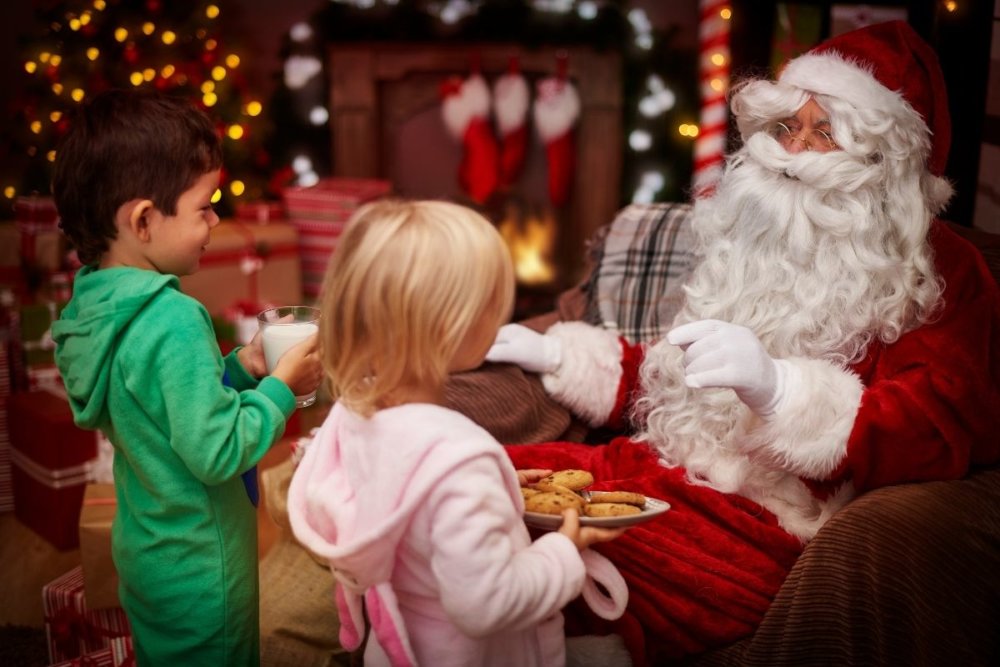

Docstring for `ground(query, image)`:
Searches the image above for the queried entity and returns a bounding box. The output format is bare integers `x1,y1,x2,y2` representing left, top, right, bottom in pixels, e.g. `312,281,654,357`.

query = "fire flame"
497,207,556,285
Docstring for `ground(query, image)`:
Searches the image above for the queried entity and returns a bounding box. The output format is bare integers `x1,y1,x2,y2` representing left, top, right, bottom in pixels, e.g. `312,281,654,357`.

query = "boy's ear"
124,199,157,242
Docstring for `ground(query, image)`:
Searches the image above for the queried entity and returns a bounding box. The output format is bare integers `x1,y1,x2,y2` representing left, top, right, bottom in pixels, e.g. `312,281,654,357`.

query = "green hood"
53,265,178,430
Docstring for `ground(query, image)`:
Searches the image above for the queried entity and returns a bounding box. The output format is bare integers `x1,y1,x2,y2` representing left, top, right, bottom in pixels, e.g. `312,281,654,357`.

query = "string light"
142,22,155,36
25,61,37,74
206,5,221,20
4,186,15,199
944,1,957,11
245,101,262,116
211,188,222,203
211,66,226,81
227,124,244,140
129,72,143,86
71,88,85,101
225,54,240,68
114,27,128,42
162,31,176,45
86,47,100,61
229,180,246,196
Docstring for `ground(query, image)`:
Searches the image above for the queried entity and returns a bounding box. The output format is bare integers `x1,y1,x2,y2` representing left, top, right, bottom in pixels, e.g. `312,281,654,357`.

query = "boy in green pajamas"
51,89,323,666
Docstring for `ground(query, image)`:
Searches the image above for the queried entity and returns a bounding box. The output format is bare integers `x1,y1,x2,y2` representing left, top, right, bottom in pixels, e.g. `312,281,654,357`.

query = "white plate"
523,495,671,530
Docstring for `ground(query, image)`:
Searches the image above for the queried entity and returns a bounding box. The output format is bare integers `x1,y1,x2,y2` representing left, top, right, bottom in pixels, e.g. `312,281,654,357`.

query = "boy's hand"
271,334,324,398
557,507,627,551
516,468,553,486
237,329,269,379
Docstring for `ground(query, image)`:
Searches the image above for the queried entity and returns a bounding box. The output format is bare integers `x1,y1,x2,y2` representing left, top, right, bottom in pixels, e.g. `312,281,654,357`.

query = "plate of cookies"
521,469,670,530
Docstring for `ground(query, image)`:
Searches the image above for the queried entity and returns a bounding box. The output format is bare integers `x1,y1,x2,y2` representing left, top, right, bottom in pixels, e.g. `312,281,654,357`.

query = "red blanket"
506,438,804,666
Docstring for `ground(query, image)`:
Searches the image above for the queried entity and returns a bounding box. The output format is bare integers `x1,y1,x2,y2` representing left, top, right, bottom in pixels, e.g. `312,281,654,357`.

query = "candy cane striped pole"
693,0,732,195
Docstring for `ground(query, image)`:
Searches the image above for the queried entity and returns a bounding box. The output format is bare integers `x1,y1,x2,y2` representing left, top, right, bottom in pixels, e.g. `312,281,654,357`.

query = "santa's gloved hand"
485,323,562,374
666,319,791,416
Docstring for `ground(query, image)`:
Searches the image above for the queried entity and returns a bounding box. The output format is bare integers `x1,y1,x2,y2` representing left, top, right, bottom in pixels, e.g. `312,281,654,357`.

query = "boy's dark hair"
53,89,223,265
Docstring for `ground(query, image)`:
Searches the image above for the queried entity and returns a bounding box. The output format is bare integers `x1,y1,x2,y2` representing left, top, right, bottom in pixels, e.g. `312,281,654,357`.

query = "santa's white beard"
633,133,941,494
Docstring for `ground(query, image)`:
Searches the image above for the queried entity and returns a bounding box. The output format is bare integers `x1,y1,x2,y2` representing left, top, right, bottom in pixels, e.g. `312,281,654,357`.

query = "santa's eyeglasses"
770,121,839,152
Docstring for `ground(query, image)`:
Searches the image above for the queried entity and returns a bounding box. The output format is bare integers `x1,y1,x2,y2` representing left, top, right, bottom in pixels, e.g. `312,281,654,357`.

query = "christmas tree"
3,0,272,219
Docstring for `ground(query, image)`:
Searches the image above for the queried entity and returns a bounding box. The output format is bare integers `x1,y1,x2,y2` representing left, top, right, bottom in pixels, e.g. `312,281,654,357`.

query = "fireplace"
326,43,622,296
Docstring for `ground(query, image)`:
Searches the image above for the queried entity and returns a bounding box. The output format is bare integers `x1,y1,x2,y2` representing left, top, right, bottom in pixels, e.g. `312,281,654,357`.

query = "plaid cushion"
582,202,696,343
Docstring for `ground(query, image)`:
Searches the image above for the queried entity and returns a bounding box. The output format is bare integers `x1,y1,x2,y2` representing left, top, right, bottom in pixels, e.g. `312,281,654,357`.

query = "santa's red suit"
495,21,1000,665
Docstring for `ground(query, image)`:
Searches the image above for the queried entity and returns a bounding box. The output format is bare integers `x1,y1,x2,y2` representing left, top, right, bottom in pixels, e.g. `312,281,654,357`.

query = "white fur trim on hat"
442,74,491,140
493,72,530,136
780,52,924,129
541,321,623,427
744,356,863,480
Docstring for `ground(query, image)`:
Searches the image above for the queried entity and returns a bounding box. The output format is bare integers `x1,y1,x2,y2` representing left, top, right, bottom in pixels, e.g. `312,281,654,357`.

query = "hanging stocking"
533,60,580,208
492,57,530,190
440,72,499,205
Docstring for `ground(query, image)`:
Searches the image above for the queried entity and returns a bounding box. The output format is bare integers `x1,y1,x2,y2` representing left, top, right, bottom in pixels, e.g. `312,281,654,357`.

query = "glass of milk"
257,305,321,408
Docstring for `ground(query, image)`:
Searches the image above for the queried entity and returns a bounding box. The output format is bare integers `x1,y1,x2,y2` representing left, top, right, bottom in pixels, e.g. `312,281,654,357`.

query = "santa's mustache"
736,132,884,194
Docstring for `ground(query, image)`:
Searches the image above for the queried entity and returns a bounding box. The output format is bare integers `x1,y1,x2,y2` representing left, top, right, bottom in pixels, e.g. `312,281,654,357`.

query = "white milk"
261,321,319,372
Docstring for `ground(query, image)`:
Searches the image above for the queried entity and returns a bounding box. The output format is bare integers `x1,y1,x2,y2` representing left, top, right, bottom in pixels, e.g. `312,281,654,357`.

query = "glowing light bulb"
4,186,15,199
245,101,262,116
129,72,143,86
201,80,215,94
25,61,37,74
230,180,245,196
142,22,155,35
203,92,218,107
162,31,176,45
227,124,244,140
86,47,99,61
211,188,222,203
720,8,732,20
114,28,128,42
30,121,42,134
226,54,240,68
211,66,226,81
206,5,220,19
161,64,175,78
71,88,85,101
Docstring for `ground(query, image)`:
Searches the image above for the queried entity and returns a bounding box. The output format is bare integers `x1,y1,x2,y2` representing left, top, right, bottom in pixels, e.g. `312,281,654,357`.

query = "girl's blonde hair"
319,199,515,417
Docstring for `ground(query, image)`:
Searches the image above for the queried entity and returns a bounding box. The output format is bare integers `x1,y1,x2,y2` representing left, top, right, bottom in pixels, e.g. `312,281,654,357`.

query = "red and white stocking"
533,75,580,208
440,73,499,205
492,60,530,190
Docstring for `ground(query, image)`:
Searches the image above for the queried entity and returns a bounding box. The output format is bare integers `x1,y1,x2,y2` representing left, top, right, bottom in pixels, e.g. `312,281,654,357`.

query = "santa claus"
485,21,1000,664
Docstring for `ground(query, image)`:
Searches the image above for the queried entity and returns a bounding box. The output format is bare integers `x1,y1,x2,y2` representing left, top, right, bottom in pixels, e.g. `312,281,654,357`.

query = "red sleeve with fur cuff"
841,221,1000,492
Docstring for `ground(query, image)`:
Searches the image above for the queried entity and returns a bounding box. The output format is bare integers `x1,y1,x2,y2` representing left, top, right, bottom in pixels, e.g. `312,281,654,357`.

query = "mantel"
326,42,623,286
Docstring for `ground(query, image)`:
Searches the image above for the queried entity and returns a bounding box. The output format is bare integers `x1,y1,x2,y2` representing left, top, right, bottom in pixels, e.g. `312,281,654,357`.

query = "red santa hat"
778,20,950,177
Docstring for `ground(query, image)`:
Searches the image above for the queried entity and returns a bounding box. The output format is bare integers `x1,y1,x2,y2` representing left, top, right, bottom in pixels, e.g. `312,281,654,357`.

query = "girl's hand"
557,507,627,551
516,468,553,486
272,334,324,398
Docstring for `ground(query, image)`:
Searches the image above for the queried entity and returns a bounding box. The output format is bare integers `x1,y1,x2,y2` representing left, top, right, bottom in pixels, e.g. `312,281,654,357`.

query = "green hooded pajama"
53,266,295,666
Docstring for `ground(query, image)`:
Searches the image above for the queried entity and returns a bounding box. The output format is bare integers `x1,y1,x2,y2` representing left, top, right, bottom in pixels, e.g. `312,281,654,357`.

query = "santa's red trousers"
505,438,804,666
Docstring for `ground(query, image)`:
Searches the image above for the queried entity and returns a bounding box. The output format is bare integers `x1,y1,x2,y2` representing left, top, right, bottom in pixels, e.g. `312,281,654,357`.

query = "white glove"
484,323,562,374
666,319,789,416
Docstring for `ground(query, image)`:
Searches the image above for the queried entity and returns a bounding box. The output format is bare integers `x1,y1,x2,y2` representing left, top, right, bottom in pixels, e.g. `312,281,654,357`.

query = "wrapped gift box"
179,220,301,315
43,566,131,663
282,178,392,298
79,483,120,610
13,196,66,273
16,301,63,369
8,388,98,550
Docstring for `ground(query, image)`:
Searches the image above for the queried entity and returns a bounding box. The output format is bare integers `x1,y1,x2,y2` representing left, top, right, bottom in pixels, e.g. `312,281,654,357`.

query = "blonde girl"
288,199,627,667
